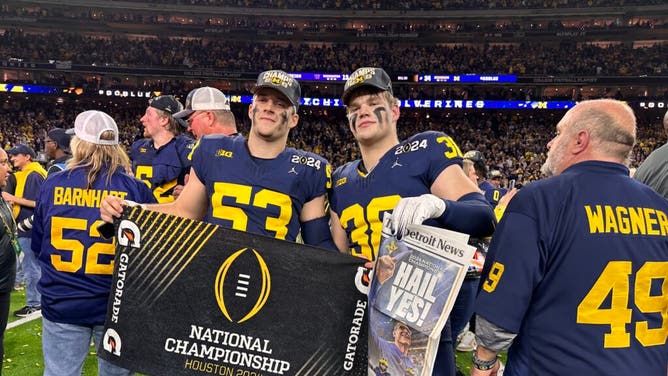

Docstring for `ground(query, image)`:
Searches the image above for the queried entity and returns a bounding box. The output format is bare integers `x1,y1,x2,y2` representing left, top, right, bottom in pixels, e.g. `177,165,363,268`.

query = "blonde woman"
32,110,155,376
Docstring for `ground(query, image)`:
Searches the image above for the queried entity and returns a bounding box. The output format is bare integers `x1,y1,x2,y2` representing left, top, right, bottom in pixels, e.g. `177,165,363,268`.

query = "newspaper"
368,214,476,376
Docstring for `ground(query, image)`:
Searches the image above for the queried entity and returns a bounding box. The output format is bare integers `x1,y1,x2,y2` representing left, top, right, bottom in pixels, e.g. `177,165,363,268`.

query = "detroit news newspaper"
368,214,475,376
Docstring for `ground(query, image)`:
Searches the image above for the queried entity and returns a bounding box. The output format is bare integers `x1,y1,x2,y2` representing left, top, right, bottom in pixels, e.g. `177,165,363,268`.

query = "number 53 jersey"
330,131,463,261
191,134,331,242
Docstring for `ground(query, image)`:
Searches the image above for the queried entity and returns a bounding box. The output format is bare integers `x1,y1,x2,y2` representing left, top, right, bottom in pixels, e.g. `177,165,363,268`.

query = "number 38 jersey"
191,134,331,242
32,167,155,326
330,131,463,261
476,161,668,375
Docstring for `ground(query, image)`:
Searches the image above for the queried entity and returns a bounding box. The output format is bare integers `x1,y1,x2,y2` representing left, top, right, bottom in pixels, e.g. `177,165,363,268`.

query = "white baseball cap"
66,110,119,146
174,87,231,119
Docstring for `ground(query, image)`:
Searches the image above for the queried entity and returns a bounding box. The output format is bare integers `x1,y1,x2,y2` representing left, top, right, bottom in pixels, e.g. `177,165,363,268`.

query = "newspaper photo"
368,214,476,376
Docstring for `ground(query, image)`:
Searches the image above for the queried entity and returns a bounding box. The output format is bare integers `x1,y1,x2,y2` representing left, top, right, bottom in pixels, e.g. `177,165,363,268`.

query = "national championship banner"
99,207,369,376
367,214,475,376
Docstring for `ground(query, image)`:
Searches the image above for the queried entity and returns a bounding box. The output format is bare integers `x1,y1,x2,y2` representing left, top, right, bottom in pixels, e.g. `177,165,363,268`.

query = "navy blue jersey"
130,135,194,203
479,180,507,206
476,161,668,375
191,134,331,242
32,167,155,326
330,131,463,261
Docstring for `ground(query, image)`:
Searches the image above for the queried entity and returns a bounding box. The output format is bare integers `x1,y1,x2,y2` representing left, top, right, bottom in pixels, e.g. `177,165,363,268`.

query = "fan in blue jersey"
173,86,238,140
329,67,496,376
130,95,194,203
472,99,668,376
32,110,155,376
102,70,336,250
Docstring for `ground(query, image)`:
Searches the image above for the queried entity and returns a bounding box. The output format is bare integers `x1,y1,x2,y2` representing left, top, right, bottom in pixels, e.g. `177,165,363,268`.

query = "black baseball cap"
148,95,183,115
252,70,301,111
341,67,393,105
47,127,72,152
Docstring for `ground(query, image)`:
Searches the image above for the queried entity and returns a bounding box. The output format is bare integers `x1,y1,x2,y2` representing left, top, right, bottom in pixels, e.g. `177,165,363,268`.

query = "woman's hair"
67,132,131,189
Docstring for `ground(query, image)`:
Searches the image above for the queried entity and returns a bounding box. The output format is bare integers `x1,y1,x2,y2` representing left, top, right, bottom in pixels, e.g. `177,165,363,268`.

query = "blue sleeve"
438,192,496,237
23,172,45,200
300,216,336,251
424,131,463,183
475,193,546,333
31,183,47,256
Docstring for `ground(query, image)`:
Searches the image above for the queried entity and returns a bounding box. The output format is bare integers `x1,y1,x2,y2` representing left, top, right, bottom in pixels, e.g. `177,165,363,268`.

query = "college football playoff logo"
103,328,122,356
214,248,271,324
117,220,141,248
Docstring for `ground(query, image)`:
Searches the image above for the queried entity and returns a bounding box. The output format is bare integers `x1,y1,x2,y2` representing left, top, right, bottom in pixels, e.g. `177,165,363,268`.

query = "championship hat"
66,110,119,146
7,144,36,158
341,67,393,105
148,95,183,115
47,127,72,152
174,87,231,119
252,70,301,111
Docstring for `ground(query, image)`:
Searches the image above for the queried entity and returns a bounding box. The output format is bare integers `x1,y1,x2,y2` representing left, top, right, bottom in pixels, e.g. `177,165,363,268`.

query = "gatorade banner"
99,207,369,376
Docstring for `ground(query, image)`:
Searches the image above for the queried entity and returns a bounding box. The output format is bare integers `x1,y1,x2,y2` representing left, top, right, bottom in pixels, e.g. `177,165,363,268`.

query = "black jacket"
0,195,17,294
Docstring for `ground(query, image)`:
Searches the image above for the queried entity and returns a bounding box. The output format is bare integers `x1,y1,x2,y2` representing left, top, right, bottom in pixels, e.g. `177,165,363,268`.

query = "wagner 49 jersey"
330,131,463,261
476,161,668,375
31,167,155,326
130,135,194,203
191,134,331,242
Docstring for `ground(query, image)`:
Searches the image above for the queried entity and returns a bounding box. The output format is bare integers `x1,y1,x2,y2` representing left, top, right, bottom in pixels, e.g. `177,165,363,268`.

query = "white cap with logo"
66,110,119,146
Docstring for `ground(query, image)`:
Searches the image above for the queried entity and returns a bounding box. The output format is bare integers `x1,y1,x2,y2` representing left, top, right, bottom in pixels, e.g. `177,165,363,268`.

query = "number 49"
577,261,668,348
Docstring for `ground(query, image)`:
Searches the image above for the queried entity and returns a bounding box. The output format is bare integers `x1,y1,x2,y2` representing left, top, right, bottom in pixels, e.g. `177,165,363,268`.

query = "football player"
463,151,507,207
102,71,336,250
329,67,496,376
130,95,194,203
472,99,668,375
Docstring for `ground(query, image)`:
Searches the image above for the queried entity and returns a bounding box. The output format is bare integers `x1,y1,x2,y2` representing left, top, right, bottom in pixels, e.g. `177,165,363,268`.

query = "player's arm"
299,194,337,251
329,209,349,254
100,167,208,223
430,164,496,236
392,164,495,237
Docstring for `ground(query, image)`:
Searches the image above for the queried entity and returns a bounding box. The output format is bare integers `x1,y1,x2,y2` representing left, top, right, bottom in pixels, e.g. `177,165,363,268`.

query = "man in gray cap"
101,70,336,251
173,86,238,140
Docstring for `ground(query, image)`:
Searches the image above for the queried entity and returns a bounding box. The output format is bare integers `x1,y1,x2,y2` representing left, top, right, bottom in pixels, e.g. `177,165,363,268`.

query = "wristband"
472,352,498,371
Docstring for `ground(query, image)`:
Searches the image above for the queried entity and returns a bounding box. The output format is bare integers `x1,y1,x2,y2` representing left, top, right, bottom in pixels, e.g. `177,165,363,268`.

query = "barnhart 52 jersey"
130,135,194,203
330,131,463,261
476,161,668,375
191,134,331,242
32,167,155,326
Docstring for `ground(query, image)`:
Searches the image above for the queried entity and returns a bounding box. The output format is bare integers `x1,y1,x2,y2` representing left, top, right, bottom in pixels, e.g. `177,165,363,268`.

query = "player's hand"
391,194,446,236
1,191,16,205
497,187,518,207
100,196,144,223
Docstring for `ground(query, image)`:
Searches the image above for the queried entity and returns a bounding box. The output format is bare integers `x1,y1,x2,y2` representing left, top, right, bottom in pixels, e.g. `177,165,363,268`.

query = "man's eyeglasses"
186,111,208,125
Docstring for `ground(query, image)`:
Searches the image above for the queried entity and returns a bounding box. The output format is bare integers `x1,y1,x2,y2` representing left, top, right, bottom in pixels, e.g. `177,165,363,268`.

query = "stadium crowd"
0,95,664,187
119,0,663,10
1,30,666,76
